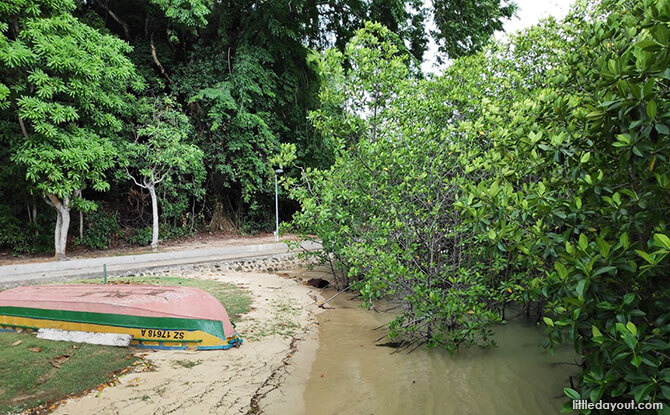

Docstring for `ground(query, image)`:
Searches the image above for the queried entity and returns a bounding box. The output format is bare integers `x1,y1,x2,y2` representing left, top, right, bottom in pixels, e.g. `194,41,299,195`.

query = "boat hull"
0,285,242,350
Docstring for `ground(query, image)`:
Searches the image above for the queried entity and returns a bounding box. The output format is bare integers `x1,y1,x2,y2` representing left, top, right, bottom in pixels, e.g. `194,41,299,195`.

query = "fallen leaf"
28,347,41,352
50,354,71,368
72,344,80,349
11,340,22,346
320,373,326,378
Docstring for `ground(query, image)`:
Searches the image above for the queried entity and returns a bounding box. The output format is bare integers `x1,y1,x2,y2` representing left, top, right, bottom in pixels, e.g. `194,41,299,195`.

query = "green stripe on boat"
0,306,225,340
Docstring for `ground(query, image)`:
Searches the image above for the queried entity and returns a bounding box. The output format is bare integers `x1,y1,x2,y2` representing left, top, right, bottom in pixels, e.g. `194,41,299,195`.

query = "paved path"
0,241,320,287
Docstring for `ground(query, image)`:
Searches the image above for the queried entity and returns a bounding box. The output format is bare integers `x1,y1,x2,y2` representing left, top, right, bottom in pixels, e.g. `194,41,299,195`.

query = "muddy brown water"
301,287,576,415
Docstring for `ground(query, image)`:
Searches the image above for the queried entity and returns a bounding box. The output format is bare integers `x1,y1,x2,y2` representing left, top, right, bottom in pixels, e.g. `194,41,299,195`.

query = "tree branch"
46,193,61,209
150,32,172,83
18,116,29,138
126,167,148,189
154,167,172,185
95,0,130,40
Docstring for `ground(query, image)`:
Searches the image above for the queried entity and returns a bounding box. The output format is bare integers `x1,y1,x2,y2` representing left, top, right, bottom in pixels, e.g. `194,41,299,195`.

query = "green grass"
0,331,136,414
245,296,302,340
73,276,253,318
173,359,202,369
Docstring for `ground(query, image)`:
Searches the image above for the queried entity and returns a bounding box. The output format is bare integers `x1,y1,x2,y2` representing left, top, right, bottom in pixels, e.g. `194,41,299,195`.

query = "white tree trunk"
48,194,71,260
148,185,159,251
54,207,62,258
59,204,70,258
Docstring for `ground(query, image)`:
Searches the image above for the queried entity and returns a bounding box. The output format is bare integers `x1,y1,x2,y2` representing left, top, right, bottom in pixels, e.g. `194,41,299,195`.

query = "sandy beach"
52,270,323,415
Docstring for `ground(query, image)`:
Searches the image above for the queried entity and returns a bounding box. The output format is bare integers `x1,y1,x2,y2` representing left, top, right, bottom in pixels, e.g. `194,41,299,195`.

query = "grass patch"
173,359,202,369
0,331,136,414
73,276,252,318
246,296,302,340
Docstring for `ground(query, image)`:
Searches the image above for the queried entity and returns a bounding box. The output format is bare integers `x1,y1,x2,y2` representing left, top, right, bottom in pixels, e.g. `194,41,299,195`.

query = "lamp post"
274,168,283,241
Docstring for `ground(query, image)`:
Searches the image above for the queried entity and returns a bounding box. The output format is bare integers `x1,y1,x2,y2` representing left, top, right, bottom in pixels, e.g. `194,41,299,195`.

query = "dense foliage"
0,0,142,258
287,0,670,412
0,0,515,256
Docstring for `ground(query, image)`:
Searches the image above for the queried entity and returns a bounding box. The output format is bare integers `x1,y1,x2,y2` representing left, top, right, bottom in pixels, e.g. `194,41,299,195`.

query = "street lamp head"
275,168,284,174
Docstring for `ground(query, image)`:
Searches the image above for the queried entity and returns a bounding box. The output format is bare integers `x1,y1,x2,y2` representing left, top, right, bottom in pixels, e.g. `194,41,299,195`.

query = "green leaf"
563,388,580,400
623,331,637,350
647,100,658,119
580,152,591,163
553,210,567,219
637,38,662,51
589,386,603,403
620,233,630,249
579,233,588,250
595,237,610,258
576,279,588,297
554,261,568,279
653,233,670,249
623,293,635,305
631,355,642,368
636,250,654,264
633,383,654,403
591,325,603,339
543,317,555,327
593,266,616,277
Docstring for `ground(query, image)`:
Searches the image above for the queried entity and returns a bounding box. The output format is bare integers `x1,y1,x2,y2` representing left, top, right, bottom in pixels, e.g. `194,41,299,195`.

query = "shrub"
127,226,152,246
76,210,120,250
0,206,50,254
289,2,670,411
126,224,194,246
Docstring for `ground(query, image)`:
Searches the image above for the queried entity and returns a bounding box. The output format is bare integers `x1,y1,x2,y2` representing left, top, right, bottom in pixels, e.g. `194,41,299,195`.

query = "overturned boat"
0,284,242,350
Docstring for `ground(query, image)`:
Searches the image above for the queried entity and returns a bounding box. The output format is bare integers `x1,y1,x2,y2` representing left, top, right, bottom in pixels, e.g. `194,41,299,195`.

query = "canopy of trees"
285,0,670,411
0,0,515,256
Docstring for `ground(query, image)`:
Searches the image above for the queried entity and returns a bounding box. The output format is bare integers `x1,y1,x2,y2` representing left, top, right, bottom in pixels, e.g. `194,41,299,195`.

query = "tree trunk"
79,210,84,239
148,185,159,251
59,204,70,259
48,194,71,260
54,207,62,258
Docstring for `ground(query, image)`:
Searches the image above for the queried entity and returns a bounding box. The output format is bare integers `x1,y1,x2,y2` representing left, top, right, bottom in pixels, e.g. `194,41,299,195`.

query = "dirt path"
52,270,322,415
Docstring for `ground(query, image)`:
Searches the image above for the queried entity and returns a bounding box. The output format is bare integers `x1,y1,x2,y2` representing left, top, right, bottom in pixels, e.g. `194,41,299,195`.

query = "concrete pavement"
0,240,321,287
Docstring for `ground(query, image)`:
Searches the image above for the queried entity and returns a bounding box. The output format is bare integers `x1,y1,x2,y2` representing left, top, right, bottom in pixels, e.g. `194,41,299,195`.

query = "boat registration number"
140,329,185,340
